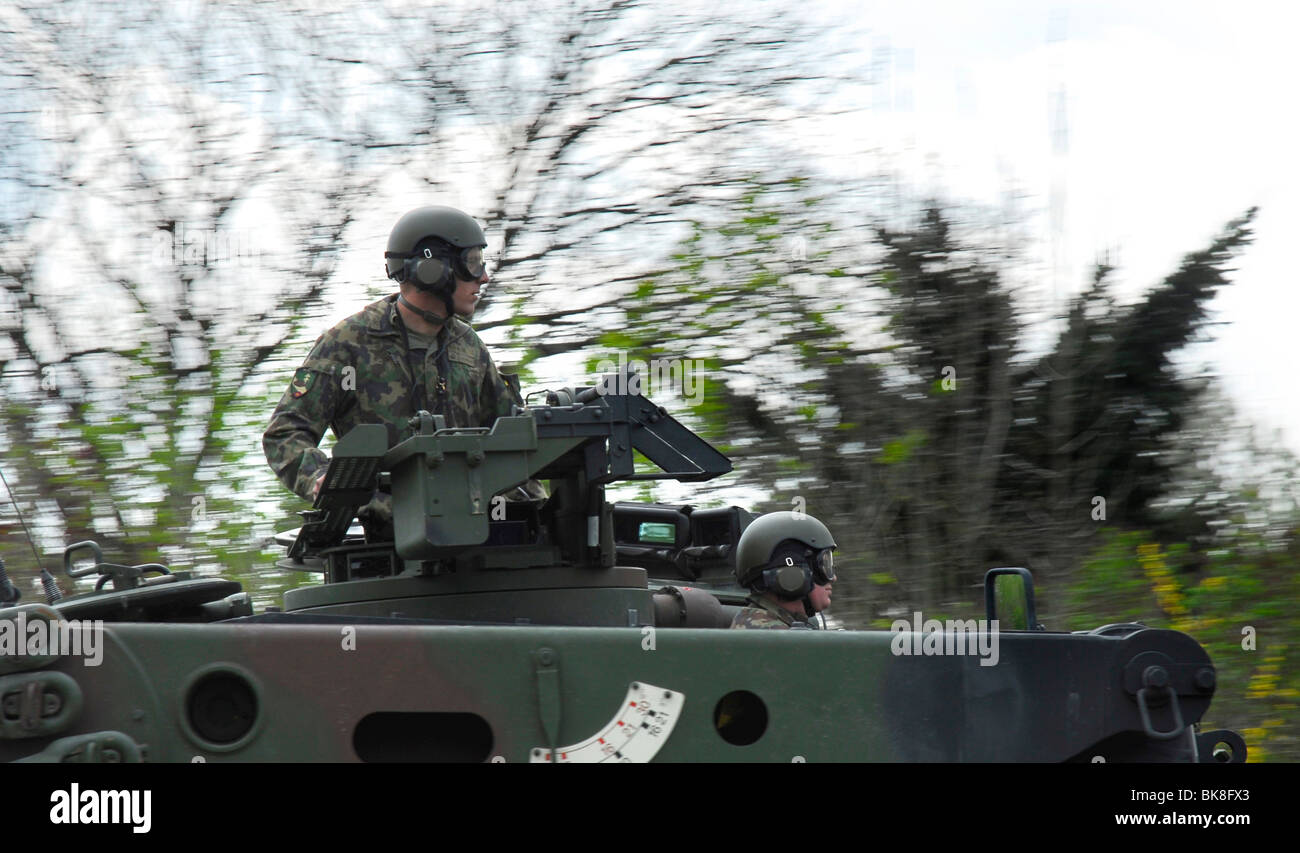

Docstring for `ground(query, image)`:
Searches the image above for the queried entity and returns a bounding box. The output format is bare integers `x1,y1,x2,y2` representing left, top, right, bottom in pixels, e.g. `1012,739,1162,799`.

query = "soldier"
263,205,532,535
730,511,836,629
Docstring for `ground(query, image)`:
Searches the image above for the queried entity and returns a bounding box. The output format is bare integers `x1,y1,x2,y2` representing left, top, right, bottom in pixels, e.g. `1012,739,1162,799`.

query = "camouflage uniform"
263,294,525,520
730,595,817,630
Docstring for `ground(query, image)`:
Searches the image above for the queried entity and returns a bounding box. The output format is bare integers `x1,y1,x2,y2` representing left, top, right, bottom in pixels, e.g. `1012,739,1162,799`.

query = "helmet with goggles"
734,511,837,600
384,206,488,313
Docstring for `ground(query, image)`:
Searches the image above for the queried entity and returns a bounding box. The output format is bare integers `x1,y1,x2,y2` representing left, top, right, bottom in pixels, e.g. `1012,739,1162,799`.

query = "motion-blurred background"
1,1,1295,758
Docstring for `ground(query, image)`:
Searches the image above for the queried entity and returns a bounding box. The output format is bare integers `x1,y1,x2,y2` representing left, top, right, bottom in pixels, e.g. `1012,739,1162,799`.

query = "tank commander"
730,511,836,629
263,205,539,536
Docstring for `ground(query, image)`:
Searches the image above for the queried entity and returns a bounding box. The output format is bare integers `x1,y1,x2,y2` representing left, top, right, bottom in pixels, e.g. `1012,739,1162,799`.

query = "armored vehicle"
0,379,1247,762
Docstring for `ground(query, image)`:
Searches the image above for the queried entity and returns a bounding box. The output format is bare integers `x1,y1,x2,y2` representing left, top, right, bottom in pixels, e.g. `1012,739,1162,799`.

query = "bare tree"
0,0,858,600
0,1,407,588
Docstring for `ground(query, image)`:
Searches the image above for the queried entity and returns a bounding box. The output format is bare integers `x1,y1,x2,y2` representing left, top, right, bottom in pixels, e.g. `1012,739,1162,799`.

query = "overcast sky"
806,0,1299,453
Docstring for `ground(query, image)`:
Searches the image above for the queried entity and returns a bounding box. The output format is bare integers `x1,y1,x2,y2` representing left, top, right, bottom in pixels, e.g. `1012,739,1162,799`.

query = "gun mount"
273,381,732,625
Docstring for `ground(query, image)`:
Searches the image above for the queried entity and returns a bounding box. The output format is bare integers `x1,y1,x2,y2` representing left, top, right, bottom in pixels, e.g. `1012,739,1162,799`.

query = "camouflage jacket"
729,596,817,630
263,295,520,505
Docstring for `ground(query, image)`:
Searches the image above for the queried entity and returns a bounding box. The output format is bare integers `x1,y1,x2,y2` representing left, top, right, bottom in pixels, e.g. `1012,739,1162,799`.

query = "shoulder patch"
290,367,316,398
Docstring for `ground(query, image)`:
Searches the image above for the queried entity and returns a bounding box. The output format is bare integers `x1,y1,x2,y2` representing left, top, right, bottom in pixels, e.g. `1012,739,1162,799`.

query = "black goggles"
398,244,485,281
450,245,486,281
809,548,835,584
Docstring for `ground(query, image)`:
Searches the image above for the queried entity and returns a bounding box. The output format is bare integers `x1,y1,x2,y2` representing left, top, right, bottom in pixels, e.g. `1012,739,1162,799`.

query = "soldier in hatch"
263,205,537,535
730,511,836,629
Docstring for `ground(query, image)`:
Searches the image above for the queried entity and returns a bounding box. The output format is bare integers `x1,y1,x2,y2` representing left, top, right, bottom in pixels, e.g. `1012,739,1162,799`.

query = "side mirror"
984,567,1045,631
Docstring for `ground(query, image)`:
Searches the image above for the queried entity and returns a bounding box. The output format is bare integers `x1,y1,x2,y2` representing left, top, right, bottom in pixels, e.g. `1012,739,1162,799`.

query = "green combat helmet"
734,510,837,604
383,205,488,318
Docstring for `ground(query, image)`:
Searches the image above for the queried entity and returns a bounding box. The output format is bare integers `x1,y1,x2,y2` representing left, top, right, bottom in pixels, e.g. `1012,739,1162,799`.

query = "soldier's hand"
312,470,327,500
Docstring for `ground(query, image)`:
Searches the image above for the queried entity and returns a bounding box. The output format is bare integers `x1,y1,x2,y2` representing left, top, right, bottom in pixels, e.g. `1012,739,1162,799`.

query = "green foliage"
878,430,926,465
1064,529,1162,629
597,331,640,350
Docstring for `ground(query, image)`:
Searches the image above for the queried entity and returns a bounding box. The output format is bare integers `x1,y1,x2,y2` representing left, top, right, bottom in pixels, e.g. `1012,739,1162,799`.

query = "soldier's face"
809,582,832,613
451,269,487,317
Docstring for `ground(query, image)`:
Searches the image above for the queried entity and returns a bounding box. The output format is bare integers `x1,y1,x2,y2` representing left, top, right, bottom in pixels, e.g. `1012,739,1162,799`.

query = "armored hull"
0,383,1245,763
0,617,1231,763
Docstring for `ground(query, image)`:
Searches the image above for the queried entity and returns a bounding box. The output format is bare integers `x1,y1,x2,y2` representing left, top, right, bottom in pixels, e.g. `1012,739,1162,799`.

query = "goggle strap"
753,551,833,582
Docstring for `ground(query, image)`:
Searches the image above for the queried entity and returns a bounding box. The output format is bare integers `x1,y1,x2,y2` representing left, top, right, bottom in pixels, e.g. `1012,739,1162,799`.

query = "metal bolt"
102,749,121,763
1142,665,1169,689
132,709,146,721
42,694,61,715
538,648,555,666
1195,667,1216,691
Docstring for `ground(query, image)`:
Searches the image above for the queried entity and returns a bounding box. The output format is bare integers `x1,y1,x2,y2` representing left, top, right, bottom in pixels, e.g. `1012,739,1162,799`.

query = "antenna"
1048,7,1070,313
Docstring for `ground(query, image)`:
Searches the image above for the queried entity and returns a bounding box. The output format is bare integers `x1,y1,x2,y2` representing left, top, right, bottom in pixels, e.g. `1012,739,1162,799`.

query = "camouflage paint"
0,620,1216,762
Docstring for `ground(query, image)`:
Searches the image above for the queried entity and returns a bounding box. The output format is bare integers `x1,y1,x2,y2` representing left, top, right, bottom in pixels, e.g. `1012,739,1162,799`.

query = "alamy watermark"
0,612,104,666
148,223,259,268
593,351,705,406
49,784,151,834
890,612,1000,667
